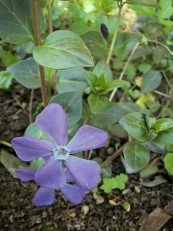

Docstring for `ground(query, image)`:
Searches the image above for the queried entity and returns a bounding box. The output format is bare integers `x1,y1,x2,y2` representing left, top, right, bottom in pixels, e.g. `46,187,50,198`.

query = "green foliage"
119,112,155,142
51,92,82,127
141,70,162,93
0,0,44,44
57,67,88,94
0,150,27,178
122,142,150,173
163,153,173,175
1,0,173,192
7,58,40,89
33,30,94,69
101,173,128,193
24,123,49,140
0,71,12,89
154,118,173,132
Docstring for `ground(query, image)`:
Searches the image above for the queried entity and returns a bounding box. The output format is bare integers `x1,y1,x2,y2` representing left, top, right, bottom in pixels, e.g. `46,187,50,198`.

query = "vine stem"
47,0,53,33
32,0,48,107
106,9,121,65
106,0,125,65
109,42,140,101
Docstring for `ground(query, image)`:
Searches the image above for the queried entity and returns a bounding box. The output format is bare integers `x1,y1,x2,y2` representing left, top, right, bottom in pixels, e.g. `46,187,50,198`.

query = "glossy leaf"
88,95,139,129
0,150,27,178
101,174,128,193
7,58,40,89
163,153,173,175
0,71,12,89
0,0,43,44
119,112,149,142
57,67,88,93
93,60,112,81
122,142,150,173
154,118,173,132
33,30,94,69
141,70,162,93
51,91,82,127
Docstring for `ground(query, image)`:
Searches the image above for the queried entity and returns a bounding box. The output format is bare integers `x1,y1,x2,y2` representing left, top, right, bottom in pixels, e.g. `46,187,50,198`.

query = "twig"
47,0,53,33
148,40,173,56
101,147,123,167
154,90,171,98
162,71,172,88
106,8,122,65
109,42,140,101
29,89,34,123
32,0,48,107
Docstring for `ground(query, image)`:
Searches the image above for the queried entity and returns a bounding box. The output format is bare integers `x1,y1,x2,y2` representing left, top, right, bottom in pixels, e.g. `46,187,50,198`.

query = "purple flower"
12,103,108,205
16,168,85,206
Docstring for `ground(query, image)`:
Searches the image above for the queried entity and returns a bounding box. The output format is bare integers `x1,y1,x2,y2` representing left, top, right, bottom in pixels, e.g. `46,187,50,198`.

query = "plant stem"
29,89,34,123
109,42,140,101
101,147,123,167
32,0,48,107
106,3,123,65
47,0,53,33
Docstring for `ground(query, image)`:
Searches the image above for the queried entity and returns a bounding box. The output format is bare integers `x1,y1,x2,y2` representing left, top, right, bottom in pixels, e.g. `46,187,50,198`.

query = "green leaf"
51,92,82,127
33,30,94,69
163,153,173,175
24,123,49,140
57,67,88,94
7,58,40,89
88,95,140,129
141,70,162,93
101,174,128,193
127,0,158,7
30,158,45,171
125,63,136,80
86,72,129,94
122,201,131,212
154,118,173,132
0,150,27,178
0,71,12,89
0,49,19,66
81,31,108,59
158,0,173,20
119,112,149,142
122,142,150,173
0,0,43,44
154,130,173,150
88,95,127,128
93,60,112,81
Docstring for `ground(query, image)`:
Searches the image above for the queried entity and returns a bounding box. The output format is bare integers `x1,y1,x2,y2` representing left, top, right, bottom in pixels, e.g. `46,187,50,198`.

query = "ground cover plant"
1,0,173,230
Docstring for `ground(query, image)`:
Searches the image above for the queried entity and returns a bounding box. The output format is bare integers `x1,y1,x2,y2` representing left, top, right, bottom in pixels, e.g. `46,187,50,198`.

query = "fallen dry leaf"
140,175,167,187
139,207,171,231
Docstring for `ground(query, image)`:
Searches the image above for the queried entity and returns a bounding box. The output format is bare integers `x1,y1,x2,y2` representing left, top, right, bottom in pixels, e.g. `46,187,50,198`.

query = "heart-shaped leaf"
33,30,94,69
7,58,40,89
122,142,150,173
0,0,43,44
51,91,82,127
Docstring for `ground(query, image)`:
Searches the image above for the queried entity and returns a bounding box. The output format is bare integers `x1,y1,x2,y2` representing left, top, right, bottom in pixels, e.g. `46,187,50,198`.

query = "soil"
1,84,173,231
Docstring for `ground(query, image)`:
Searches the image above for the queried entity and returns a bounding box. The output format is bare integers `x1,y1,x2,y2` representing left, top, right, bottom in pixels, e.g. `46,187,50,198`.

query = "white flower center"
53,146,69,160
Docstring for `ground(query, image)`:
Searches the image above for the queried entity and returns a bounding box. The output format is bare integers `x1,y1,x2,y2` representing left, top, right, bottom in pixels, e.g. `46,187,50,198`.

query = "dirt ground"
1,84,173,231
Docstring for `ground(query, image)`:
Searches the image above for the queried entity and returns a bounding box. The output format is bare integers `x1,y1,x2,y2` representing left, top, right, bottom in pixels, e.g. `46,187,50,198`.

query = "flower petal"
61,184,85,205
32,187,55,206
65,156,101,191
12,137,54,161
67,125,108,154
35,158,66,189
35,103,68,146
16,168,36,182
65,169,75,183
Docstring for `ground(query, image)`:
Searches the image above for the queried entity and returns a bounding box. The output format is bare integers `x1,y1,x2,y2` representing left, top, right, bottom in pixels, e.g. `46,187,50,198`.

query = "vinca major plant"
12,103,108,206
1,0,173,214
